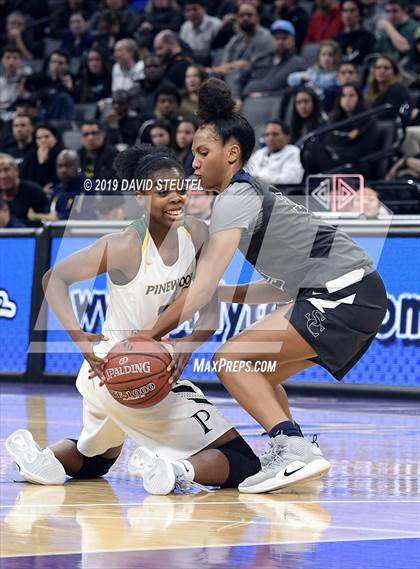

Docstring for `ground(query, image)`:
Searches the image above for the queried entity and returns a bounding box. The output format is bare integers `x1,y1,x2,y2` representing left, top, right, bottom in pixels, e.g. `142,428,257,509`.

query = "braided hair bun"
197,78,236,122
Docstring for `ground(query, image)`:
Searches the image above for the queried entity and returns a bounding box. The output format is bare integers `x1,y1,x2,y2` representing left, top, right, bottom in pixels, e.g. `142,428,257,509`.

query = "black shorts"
286,269,387,381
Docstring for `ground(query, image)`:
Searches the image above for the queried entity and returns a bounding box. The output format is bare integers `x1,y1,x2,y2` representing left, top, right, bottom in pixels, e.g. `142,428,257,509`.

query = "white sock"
173,459,195,481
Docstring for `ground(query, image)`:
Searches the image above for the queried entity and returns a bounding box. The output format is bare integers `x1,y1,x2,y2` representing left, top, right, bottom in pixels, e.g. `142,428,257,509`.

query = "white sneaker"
5,429,66,485
129,446,212,495
128,446,158,478
239,435,330,494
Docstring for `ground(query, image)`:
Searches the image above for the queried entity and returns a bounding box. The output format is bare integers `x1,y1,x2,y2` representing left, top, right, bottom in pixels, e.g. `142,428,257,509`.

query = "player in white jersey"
6,145,261,494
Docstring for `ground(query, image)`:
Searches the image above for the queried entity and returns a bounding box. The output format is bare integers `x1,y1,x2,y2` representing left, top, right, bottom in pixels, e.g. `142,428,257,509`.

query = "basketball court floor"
0,381,419,569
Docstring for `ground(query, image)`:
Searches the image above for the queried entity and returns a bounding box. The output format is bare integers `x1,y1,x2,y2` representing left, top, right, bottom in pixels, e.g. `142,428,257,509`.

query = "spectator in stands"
269,0,309,52
0,153,48,224
75,47,112,103
24,73,76,122
181,64,208,115
362,0,386,32
150,118,174,147
90,0,140,37
247,120,304,184
400,27,420,89
186,186,214,220
46,50,75,95
130,54,175,116
290,86,327,144
61,11,94,58
136,0,184,49
288,41,341,100
2,11,35,61
94,193,126,220
112,39,145,93
50,0,97,40
13,95,39,122
175,118,198,175
1,114,35,168
22,124,63,194
305,0,343,44
79,120,116,179
152,84,183,129
0,195,26,228
50,150,86,220
180,0,222,64
153,30,194,89
0,46,30,120
211,3,272,84
241,20,306,99
326,82,380,177
105,90,142,147
366,54,411,112
323,60,360,110
375,0,418,61
94,10,126,55
351,187,391,218
386,154,420,179
334,0,375,64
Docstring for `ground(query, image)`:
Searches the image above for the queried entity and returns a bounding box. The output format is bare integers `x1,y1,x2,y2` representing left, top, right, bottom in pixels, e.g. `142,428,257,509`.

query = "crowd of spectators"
0,0,418,226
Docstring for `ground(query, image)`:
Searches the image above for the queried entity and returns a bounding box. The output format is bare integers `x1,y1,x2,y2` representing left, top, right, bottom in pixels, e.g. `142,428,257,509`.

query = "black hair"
2,45,21,57
185,0,207,7
154,84,182,106
197,78,255,165
290,87,325,143
330,81,366,121
386,0,408,9
81,120,103,130
34,123,60,140
150,118,174,147
13,113,33,125
49,49,70,64
340,0,364,16
265,120,291,136
113,144,183,188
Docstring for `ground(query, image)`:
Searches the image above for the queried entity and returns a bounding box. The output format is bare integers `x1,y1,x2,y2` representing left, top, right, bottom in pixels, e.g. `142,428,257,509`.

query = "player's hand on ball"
165,340,193,385
71,330,109,383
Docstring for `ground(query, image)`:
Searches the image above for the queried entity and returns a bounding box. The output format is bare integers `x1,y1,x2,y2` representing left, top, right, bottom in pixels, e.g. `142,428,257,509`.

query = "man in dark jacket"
78,121,116,180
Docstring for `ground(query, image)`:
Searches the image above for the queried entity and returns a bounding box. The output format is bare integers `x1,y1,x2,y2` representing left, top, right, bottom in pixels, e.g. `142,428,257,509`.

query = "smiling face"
192,126,240,191
136,167,187,229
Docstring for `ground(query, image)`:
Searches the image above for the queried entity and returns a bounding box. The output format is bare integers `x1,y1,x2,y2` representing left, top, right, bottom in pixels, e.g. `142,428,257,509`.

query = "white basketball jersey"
99,218,196,349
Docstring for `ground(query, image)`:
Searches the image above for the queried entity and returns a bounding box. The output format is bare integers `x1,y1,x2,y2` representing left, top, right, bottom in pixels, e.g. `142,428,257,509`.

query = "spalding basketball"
103,336,173,408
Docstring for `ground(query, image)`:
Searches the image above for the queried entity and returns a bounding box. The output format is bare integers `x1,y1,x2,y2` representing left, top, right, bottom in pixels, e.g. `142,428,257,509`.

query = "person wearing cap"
270,0,309,52
241,20,306,99
334,0,375,64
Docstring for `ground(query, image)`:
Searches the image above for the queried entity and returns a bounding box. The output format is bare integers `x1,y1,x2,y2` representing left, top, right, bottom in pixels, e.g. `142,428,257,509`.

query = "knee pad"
217,436,261,488
67,439,118,480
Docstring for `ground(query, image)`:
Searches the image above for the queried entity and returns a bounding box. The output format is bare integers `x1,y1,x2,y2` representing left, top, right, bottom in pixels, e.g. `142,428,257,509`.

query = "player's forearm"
42,270,83,339
188,295,219,346
218,281,290,304
148,282,215,340
385,25,410,52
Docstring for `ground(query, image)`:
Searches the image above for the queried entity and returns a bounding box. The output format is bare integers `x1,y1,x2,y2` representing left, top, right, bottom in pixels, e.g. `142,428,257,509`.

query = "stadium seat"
26,59,44,73
372,180,420,215
300,43,320,66
75,104,98,122
241,95,283,136
62,130,82,150
43,38,61,57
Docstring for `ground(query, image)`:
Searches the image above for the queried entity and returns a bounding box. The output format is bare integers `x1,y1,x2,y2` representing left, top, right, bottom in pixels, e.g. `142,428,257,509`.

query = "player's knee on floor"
67,439,118,479
217,436,261,488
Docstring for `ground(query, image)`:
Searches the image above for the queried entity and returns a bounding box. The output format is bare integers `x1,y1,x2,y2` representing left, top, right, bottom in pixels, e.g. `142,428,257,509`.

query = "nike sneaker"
238,434,330,493
129,447,212,495
5,429,66,485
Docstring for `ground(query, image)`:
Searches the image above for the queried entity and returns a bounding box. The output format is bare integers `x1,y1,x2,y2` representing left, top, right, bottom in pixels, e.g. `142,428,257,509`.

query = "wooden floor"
0,382,419,569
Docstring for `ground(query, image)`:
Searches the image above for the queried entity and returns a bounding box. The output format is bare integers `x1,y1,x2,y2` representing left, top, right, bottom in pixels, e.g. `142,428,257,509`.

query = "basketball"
103,336,173,408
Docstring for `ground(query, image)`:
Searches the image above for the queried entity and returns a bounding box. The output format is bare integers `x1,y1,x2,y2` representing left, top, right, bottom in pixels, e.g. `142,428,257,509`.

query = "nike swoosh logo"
284,465,305,477
312,291,323,295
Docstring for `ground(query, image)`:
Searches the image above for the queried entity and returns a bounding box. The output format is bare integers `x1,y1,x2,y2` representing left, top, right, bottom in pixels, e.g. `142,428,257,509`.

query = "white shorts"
75,360,233,461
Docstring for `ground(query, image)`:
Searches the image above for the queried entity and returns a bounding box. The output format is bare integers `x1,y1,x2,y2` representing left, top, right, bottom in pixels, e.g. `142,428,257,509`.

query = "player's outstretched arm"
42,232,136,380
143,227,243,341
